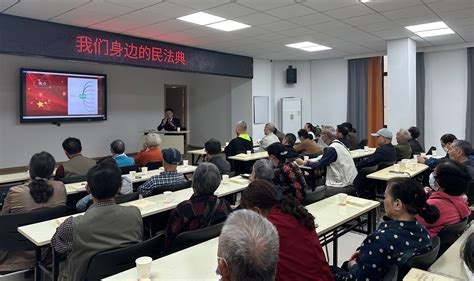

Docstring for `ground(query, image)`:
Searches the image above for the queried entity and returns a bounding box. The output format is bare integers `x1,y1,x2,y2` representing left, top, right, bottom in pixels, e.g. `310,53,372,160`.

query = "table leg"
35,247,41,281
192,154,195,165
332,229,338,266
368,209,377,234
311,170,316,192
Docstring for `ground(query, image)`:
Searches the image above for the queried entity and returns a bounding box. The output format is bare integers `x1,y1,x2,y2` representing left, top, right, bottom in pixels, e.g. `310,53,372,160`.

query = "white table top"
105,195,379,281
404,268,458,281
0,171,30,184
429,224,474,280
366,163,428,181
64,165,197,195
228,151,269,161
350,148,376,159
18,176,249,247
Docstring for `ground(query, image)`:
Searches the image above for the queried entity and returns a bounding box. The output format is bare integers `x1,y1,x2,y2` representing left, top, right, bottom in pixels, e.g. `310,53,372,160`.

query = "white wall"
310,58,348,127
0,54,233,168
230,78,253,138
251,59,272,140
272,61,312,134
424,49,468,151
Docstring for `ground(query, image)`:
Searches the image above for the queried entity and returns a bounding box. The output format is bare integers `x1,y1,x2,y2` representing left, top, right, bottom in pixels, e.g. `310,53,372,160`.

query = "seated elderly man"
296,126,358,197
138,148,186,197
205,138,231,175
395,129,413,161
356,128,397,170
164,163,231,252
110,139,135,168
224,121,254,158
217,209,279,281
55,137,96,179
448,140,474,179
134,133,163,167
259,123,280,151
250,159,282,200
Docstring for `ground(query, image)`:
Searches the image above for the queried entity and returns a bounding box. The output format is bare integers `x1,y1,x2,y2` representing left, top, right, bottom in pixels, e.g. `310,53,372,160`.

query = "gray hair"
218,209,279,281
192,162,221,195
144,133,161,148
397,129,411,143
252,159,274,181
236,121,247,132
264,123,275,132
452,139,472,156
321,126,336,140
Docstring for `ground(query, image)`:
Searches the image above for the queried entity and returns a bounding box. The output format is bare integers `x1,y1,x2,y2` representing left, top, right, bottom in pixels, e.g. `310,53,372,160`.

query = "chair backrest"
303,185,327,206
60,175,88,184
145,161,163,170
0,183,19,209
0,205,75,251
120,165,139,175
150,180,192,196
437,217,468,257
85,233,164,281
398,236,440,279
358,139,368,149
382,265,398,281
169,222,224,254
377,161,396,171
466,181,474,207
115,192,140,205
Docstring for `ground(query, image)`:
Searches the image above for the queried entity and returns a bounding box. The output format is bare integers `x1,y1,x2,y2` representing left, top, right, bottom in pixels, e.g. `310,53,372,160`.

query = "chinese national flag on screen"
25,73,68,116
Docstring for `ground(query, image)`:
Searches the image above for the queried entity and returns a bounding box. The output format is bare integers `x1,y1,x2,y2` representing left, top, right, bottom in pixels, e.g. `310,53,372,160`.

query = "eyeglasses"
216,256,228,276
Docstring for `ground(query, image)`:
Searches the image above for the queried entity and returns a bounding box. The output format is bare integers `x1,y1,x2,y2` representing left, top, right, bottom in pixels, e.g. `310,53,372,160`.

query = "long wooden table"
429,224,474,280
404,268,458,281
64,165,197,195
350,148,376,159
18,176,249,247
367,163,429,181
0,171,30,185
228,151,268,161
104,195,379,280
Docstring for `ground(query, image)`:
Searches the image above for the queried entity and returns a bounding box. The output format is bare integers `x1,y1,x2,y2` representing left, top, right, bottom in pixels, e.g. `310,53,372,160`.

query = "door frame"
164,84,187,128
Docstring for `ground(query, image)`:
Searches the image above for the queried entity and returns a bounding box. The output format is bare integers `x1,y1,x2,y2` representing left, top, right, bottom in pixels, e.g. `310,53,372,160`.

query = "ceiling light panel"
177,12,225,25
207,20,251,31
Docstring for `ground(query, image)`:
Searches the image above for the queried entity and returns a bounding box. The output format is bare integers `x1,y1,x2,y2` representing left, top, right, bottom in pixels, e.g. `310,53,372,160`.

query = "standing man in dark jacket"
357,128,397,170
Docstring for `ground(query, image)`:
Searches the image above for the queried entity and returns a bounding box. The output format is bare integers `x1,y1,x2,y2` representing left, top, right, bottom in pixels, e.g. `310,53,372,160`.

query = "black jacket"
357,143,397,170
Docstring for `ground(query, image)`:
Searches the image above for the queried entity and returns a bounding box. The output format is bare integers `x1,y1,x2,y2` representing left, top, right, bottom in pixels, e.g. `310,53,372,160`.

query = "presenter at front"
158,108,181,131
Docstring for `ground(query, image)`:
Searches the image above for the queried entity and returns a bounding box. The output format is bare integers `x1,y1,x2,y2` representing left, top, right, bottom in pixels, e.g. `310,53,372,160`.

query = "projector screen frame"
19,68,107,124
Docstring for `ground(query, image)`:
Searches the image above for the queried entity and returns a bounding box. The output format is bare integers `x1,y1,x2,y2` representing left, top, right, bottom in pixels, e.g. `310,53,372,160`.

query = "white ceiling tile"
252,32,288,41
427,0,474,13
364,0,423,12
358,21,402,32
142,1,197,18
332,42,375,54
167,0,230,10
259,20,299,32
276,27,319,37
4,0,90,20
382,5,435,21
230,27,269,37
90,10,169,33
205,3,257,19
323,4,376,20
236,0,294,12
265,4,315,19
104,0,162,9
371,28,416,40
234,12,280,26
343,13,390,26
301,1,359,12
422,33,465,44
393,15,442,27
456,28,474,42
125,19,196,37
436,8,474,21
51,1,133,26
445,17,474,28
287,12,334,25
0,0,18,11
356,38,387,51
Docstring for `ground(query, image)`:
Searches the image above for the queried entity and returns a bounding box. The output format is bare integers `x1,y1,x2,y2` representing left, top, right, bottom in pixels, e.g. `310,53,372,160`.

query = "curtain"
416,52,426,148
367,57,383,148
347,58,368,143
466,47,474,143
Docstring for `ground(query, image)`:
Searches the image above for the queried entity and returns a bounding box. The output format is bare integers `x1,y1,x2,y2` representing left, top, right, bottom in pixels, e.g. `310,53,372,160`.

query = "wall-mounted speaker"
286,65,297,84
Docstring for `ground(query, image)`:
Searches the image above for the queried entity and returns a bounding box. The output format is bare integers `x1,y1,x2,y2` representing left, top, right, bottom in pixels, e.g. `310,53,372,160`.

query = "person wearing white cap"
356,128,397,170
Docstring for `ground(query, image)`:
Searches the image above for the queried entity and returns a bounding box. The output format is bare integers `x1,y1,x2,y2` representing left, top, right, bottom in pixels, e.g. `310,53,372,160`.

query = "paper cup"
183,160,189,167
129,171,136,179
246,150,252,155
303,155,309,161
222,174,229,184
338,193,348,205
135,256,152,279
421,152,426,158
141,167,148,173
163,191,172,203
177,127,181,132
393,164,400,172
225,142,229,146
432,150,437,156
364,146,369,151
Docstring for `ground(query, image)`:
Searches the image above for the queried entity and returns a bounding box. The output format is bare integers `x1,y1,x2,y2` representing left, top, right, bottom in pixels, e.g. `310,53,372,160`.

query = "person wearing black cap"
138,148,187,197
341,122,359,150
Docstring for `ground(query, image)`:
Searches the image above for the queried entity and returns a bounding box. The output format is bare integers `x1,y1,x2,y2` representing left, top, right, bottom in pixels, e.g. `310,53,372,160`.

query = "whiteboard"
253,96,269,124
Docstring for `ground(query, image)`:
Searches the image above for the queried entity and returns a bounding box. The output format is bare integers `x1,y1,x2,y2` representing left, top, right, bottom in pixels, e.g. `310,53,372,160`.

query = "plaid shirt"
51,199,116,255
138,171,186,198
274,162,307,202
164,194,231,252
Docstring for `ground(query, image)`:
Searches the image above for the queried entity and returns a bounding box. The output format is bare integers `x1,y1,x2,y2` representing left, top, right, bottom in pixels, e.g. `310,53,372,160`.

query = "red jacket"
416,191,471,237
134,147,163,167
267,207,333,281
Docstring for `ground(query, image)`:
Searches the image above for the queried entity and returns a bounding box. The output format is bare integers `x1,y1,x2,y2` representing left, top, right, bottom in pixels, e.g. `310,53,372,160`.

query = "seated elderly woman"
267,142,308,202
1,151,67,272
134,133,163,167
395,128,413,161
334,178,438,280
250,159,283,200
164,162,232,252
417,159,471,237
240,179,333,281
